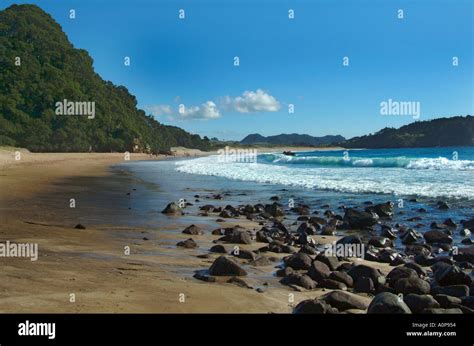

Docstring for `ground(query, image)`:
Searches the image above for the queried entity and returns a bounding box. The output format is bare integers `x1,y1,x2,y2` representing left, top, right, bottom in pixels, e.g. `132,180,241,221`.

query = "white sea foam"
175,154,474,200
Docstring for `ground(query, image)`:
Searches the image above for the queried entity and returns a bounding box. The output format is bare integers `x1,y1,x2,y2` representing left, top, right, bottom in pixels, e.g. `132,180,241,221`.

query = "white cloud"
179,101,221,120
146,104,173,116
222,89,280,113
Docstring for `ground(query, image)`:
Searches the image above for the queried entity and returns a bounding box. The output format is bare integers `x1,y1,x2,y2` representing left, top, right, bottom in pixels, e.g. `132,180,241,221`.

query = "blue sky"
2,0,473,140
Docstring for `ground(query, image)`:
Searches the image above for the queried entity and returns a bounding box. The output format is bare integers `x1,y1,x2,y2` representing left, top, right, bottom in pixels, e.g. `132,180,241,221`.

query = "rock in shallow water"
177,238,198,249
343,208,379,229
209,256,247,276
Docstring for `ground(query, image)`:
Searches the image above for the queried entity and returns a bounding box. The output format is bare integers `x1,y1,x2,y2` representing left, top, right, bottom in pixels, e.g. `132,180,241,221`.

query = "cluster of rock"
163,196,474,314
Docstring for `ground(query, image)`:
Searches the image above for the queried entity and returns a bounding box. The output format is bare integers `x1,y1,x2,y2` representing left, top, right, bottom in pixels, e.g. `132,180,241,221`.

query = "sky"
2,0,473,140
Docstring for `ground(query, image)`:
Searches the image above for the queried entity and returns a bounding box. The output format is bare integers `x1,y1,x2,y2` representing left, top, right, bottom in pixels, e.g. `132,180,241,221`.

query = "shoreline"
0,149,472,313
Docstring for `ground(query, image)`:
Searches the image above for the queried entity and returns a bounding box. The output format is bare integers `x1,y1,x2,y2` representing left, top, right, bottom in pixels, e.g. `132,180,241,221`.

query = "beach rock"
211,228,223,236
354,277,374,293
443,218,457,228
461,296,474,309
433,264,472,286
321,291,370,311
329,271,354,288
220,229,252,244
453,246,474,264
347,265,385,288
343,208,379,229
368,236,393,248
424,230,453,244
405,244,431,257
259,241,294,254
264,203,284,217
404,263,427,278
381,227,397,240
284,253,312,270
437,201,450,210
182,224,203,235
276,267,294,277
431,285,470,298
434,294,462,308
315,254,340,271
242,204,255,214
336,235,363,246
162,202,182,215
177,238,198,249
293,299,338,314
280,273,317,290
402,295,440,313
249,255,271,267
319,279,347,290
367,292,412,314
292,206,310,215
307,260,331,281
232,249,257,260
298,244,319,255
309,216,327,227
297,222,317,235
387,267,419,283
401,229,421,245
392,275,431,295
74,224,86,229
200,204,216,212
208,256,247,276
366,202,394,218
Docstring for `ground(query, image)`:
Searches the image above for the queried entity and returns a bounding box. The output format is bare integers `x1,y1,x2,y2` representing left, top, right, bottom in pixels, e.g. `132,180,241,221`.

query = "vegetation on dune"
0,4,211,152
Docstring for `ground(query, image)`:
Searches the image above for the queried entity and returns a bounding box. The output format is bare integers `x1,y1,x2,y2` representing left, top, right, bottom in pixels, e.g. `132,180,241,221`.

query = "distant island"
0,5,211,153
342,116,474,148
240,133,345,147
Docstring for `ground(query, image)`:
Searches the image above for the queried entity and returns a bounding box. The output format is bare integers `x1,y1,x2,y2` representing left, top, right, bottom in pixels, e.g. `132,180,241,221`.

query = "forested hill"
0,4,211,152
342,116,474,148
241,133,345,146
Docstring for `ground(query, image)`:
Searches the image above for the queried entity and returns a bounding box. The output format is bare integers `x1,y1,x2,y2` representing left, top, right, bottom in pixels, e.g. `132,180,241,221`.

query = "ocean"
175,147,474,201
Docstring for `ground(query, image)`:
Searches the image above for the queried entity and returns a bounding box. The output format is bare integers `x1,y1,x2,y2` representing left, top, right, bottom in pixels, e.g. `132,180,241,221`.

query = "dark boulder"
433,264,472,286
321,291,370,311
293,299,338,314
209,256,247,276
284,253,313,270
182,224,203,235
210,244,227,253
177,238,198,249
392,276,431,295
431,285,470,298
433,294,462,308
329,271,354,288
354,277,375,293
424,230,453,244
343,208,379,229
403,294,440,313
315,254,340,271
280,273,316,290
453,246,474,264
366,202,394,218
347,265,386,288
264,203,284,217
319,279,347,290
162,202,183,215
367,292,412,314
307,260,331,281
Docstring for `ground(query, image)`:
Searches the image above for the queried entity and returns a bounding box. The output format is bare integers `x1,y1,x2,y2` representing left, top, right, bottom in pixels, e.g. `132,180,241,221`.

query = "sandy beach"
1,146,472,314
0,146,366,313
